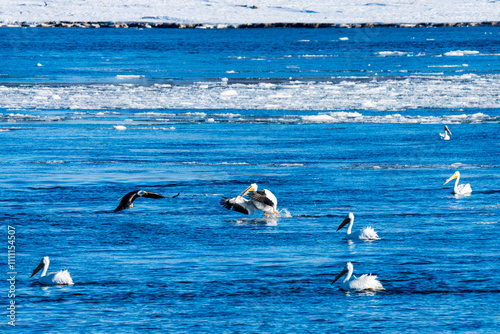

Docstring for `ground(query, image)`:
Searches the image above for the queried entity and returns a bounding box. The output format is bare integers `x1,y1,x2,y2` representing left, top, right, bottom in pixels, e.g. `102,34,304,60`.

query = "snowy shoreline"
1,21,499,29
2,0,500,28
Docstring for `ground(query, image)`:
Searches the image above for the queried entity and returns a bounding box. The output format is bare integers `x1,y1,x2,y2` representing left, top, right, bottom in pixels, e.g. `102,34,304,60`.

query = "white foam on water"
113,125,126,130
277,209,292,218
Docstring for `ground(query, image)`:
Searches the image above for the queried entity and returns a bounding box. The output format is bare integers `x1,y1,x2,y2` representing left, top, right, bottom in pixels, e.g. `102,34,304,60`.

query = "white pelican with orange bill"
443,171,472,195
331,262,385,291
440,125,452,140
30,256,74,285
221,183,278,217
336,212,380,241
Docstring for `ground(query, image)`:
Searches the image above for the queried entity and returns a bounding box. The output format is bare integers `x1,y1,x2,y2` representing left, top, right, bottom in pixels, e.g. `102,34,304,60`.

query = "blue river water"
1,27,499,333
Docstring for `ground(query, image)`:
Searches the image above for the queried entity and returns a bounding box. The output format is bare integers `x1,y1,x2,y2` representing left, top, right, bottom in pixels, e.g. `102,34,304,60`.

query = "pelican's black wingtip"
220,197,231,209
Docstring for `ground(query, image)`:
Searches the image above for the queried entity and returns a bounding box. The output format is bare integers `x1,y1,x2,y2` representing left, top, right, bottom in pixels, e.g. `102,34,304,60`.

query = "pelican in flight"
221,183,278,217
440,125,452,140
336,212,380,241
114,190,179,212
331,262,385,291
30,256,74,285
443,171,472,195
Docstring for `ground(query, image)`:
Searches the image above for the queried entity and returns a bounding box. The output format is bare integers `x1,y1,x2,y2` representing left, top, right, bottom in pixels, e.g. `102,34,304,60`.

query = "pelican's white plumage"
336,212,380,241
331,262,385,291
243,183,278,217
443,171,472,194
440,125,452,140
30,256,74,285
222,183,278,217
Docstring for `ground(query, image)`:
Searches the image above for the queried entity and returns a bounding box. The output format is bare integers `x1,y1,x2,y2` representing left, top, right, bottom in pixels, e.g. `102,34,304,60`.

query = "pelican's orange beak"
443,174,457,185
238,185,255,197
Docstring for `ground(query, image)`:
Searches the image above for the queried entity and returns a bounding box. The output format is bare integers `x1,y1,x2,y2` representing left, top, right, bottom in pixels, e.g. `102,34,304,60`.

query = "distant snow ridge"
0,0,499,27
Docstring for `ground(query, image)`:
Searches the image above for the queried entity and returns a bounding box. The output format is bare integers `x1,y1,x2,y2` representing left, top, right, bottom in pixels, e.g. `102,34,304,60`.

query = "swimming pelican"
220,195,258,215
336,212,380,241
240,183,278,217
440,125,452,140
114,190,179,212
30,256,74,285
331,262,384,291
443,171,472,194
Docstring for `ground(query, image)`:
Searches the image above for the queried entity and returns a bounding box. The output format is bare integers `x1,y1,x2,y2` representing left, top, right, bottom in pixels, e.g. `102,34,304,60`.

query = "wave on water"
0,74,499,111
170,161,306,167
340,163,497,170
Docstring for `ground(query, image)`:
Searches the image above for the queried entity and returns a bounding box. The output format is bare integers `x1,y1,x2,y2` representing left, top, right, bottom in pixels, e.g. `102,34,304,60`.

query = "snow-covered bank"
1,21,498,29
1,0,499,27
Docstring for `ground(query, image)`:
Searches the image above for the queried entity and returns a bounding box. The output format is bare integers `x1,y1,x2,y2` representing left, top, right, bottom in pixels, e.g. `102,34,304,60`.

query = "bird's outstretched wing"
249,191,275,207
163,193,180,199
142,191,166,199
220,197,252,215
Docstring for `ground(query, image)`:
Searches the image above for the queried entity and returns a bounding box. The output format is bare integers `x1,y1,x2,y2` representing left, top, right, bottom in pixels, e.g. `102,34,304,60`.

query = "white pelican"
221,183,278,217
331,262,385,291
30,256,74,285
440,125,452,140
240,183,278,217
443,171,472,194
336,212,380,241
115,190,179,212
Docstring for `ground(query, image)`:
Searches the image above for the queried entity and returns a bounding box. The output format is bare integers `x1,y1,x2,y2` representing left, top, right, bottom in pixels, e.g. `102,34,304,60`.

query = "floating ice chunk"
206,118,215,123
116,75,145,79
220,89,238,97
301,115,334,123
258,83,275,88
362,100,377,109
269,93,292,99
186,112,207,117
444,50,480,56
36,63,43,67
113,125,126,130
377,51,407,56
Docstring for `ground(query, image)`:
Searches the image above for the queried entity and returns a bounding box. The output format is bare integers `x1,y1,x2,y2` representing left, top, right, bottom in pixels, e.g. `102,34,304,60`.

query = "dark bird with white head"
114,190,179,212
